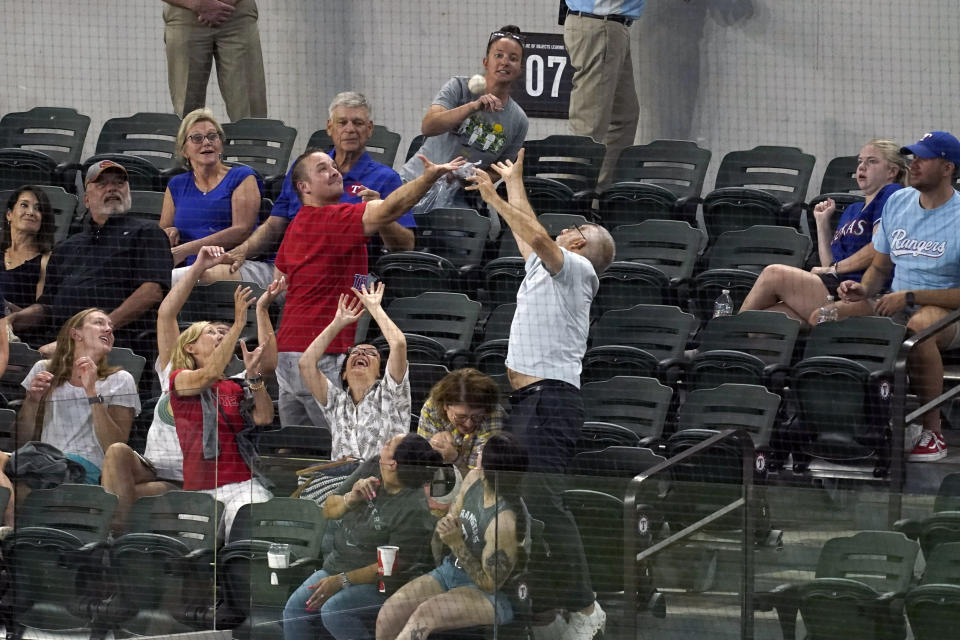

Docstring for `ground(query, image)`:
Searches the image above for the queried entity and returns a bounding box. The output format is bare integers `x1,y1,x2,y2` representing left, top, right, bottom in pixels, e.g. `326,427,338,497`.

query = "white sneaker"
562,601,606,640
532,611,568,640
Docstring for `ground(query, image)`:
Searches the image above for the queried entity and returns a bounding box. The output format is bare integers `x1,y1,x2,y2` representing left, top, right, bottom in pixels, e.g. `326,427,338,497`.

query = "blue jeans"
282,569,385,640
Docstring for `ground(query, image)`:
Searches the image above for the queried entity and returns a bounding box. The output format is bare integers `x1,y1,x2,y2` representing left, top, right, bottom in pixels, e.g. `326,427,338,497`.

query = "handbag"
292,458,360,504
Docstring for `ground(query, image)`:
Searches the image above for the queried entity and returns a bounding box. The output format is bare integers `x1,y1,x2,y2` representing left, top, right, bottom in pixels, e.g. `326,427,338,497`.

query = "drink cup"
378,545,399,576
267,543,291,569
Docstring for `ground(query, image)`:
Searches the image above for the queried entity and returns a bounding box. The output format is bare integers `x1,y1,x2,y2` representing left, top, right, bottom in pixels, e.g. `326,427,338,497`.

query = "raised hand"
472,93,504,113
240,339,265,377
74,356,98,395
333,293,365,327
26,370,53,402
351,281,385,310
419,154,468,182
813,197,836,223
258,276,286,308
358,188,381,203
194,245,230,271
464,169,497,202
436,513,464,546
233,285,255,325
488,148,525,182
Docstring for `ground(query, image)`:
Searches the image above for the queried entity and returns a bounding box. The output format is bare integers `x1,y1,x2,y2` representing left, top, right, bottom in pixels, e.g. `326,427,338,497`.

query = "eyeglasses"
349,346,379,358
187,132,221,145
488,31,525,48
573,224,587,242
450,412,488,426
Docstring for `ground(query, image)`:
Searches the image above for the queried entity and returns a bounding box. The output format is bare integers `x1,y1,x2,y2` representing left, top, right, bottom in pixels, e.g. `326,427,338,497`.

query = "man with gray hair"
223,91,414,280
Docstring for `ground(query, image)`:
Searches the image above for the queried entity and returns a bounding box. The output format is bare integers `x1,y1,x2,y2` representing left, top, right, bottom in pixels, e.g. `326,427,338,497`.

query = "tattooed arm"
437,506,519,593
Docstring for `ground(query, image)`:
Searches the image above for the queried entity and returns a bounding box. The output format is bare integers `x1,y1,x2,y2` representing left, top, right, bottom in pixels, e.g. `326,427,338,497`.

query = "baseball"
468,74,487,95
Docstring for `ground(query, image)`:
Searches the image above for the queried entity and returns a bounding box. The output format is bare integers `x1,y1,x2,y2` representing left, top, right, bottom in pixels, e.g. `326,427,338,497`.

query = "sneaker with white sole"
909,430,947,462
904,423,924,452
532,612,568,640
562,601,606,640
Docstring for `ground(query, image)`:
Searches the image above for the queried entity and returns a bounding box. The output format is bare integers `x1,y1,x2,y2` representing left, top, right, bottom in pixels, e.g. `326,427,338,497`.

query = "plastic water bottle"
816,295,839,324
712,289,734,318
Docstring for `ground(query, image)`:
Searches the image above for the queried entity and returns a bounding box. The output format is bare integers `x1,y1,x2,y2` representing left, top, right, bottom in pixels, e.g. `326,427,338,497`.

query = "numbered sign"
514,33,573,119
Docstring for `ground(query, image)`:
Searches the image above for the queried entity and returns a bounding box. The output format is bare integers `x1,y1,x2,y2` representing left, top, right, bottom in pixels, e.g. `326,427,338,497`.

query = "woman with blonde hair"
418,368,503,475
159,107,270,286
17,308,140,484
740,139,907,324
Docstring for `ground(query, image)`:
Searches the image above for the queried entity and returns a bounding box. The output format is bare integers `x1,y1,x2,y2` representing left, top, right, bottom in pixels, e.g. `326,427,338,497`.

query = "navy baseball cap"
900,131,960,166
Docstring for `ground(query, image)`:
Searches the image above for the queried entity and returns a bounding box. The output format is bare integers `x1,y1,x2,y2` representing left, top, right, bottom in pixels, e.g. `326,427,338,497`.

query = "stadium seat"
1,485,117,640
790,316,906,476
307,124,401,168
0,408,15,451
0,107,90,191
106,347,147,388
0,342,42,407
757,531,918,640
221,118,297,199
904,541,960,640
218,498,326,640
408,362,450,417
374,251,457,300
522,134,606,214
383,292,481,353
128,189,164,222
894,472,960,556
701,145,815,241
582,376,673,445
599,139,712,228
611,220,705,283
179,280,267,343
94,112,182,175
104,492,224,636
405,134,425,162
594,261,671,313
480,302,516,343
481,257,526,308
414,207,490,270
701,225,812,274
589,304,696,362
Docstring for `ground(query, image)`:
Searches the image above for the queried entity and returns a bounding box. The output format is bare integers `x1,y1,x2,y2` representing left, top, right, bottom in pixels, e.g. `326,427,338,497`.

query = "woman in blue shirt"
160,108,267,285
740,139,907,325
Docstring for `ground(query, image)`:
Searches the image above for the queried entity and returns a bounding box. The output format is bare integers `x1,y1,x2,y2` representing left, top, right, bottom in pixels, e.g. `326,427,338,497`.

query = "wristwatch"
87,394,104,405
905,291,916,308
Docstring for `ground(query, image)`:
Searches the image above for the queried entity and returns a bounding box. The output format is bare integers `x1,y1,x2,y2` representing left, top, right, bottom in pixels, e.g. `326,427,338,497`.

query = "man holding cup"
282,434,442,640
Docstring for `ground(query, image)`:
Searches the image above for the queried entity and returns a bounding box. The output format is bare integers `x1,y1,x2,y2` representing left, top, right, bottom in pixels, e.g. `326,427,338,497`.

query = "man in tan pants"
562,1,644,188
162,0,267,121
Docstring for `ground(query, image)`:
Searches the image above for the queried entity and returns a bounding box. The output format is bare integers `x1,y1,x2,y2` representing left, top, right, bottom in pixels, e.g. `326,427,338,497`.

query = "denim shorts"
428,556,514,625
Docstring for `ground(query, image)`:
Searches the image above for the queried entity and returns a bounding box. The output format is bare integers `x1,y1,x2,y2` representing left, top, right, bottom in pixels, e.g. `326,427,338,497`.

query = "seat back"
385,292,481,352
94,112,182,171
819,155,861,195
128,189,165,222
15,484,117,543
373,251,456,300
568,446,666,479
576,421,643,452
612,220,704,280
414,208,490,268
221,118,297,182
582,345,659,385
257,426,333,458
612,139,712,199
228,497,326,559
408,362,450,417
802,316,906,371
589,304,695,361
582,376,673,440
677,384,780,447
124,491,223,547
405,134,426,162
371,332,449,367
107,347,147,388
0,149,59,191
0,106,90,166
474,339,509,378
934,473,960,513
563,489,628,595
482,257,526,307
0,408,15,451
307,125,401,168
0,341,42,404
483,303,516,342
705,225,811,273
524,135,605,193
594,262,670,313
920,541,960,585
688,268,759,322
180,280,267,342
816,531,919,594
697,310,800,367
713,145,815,205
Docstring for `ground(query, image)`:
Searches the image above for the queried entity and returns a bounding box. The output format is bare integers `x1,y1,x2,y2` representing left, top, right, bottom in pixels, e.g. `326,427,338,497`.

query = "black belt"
570,10,634,27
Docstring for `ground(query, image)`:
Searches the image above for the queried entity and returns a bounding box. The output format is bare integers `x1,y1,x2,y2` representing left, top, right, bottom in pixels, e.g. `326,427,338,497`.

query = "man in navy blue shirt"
222,92,414,277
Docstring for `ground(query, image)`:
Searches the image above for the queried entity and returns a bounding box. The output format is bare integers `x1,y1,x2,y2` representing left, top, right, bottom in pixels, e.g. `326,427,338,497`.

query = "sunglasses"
187,132,221,145
488,31,525,48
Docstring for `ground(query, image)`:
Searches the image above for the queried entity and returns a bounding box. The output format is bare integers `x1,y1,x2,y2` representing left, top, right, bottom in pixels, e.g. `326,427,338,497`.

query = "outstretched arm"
254,276,285,377
361,155,466,235
158,245,231,370
353,283,407,384
298,294,364,406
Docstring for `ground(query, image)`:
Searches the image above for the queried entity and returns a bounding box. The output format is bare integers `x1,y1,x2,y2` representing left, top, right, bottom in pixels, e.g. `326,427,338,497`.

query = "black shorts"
817,272,843,298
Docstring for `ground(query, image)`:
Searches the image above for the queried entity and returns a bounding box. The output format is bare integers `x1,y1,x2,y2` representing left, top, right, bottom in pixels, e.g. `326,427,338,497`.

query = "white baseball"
468,74,487,95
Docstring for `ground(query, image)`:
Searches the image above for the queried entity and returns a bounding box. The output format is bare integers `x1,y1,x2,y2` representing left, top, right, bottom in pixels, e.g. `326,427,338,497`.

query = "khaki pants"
563,14,640,188
163,0,268,121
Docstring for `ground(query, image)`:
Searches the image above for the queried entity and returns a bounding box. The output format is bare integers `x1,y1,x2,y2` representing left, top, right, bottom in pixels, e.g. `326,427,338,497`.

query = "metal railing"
889,306,960,526
623,428,756,640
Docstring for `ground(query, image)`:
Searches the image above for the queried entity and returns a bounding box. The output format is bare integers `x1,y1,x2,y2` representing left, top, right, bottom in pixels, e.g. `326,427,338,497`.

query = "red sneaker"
909,430,947,462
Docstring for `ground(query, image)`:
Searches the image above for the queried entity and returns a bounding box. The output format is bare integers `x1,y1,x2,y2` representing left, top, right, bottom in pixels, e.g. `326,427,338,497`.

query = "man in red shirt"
275,151,464,429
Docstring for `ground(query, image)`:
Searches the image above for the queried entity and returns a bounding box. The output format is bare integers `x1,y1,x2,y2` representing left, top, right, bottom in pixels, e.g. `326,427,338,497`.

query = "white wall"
2,0,958,191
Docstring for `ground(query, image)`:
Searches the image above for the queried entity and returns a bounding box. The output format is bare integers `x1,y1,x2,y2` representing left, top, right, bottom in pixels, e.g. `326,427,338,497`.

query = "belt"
570,10,634,27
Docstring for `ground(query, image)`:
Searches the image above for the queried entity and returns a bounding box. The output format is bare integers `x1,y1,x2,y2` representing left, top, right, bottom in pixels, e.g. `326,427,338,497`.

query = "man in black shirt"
12,160,172,358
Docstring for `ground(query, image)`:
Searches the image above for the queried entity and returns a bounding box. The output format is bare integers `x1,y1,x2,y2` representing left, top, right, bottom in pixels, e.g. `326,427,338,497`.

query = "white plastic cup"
377,545,399,576
267,543,291,569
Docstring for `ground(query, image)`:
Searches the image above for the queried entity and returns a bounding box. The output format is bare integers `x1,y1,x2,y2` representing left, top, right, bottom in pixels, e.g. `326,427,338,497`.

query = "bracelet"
87,394,104,405
248,380,266,392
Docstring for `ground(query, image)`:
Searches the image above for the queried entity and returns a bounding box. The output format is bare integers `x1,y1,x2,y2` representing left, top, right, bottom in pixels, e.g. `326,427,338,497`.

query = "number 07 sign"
514,33,573,119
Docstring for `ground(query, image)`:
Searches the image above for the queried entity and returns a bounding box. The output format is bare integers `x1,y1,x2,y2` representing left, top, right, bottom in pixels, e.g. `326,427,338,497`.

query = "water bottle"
816,295,839,324
712,289,733,318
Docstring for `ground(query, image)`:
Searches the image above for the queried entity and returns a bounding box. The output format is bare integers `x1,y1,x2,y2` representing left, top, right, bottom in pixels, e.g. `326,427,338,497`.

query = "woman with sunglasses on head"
160,108,271,287
399,26,528,235
418,368,504,476
299,282,410,463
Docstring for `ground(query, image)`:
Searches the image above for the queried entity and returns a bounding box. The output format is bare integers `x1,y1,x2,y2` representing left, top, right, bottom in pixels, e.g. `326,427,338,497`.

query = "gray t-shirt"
505,248,598,388
323,457,434,576
400,76,529,182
